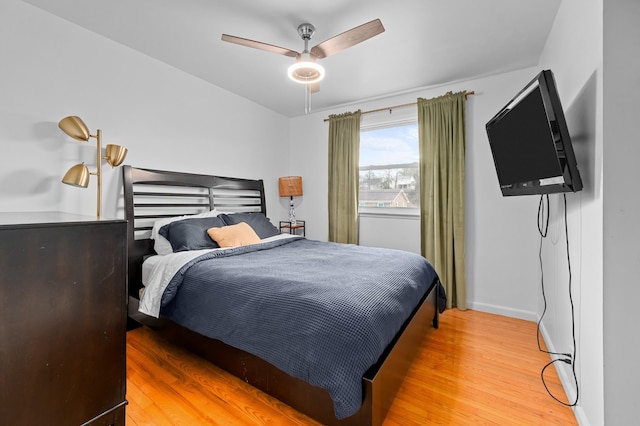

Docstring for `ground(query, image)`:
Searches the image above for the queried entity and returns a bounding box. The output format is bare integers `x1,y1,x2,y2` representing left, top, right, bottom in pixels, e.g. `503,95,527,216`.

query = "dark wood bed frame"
123,165,440,426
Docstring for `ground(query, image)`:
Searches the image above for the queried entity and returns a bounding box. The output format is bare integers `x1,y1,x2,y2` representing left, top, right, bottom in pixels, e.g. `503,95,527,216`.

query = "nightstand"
280,220,305,236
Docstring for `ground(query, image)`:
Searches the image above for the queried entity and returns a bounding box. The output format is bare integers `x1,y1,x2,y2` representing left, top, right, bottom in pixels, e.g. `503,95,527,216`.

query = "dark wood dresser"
0,212,127,425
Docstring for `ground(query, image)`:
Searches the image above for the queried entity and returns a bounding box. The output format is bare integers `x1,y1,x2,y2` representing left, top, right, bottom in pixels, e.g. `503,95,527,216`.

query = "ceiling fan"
221,19,385,94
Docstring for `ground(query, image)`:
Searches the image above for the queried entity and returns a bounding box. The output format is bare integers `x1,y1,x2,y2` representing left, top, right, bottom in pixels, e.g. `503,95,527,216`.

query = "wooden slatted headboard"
122,165,267,299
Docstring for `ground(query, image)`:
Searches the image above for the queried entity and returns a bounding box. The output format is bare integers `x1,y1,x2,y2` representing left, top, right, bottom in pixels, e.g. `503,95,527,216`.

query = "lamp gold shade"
105,144,128,167
278,176,303,197
58,116,91,142
62,163,90,187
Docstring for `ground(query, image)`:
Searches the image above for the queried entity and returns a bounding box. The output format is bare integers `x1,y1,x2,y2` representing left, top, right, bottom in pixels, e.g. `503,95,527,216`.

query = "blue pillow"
159,216,226,252
219,212,279,239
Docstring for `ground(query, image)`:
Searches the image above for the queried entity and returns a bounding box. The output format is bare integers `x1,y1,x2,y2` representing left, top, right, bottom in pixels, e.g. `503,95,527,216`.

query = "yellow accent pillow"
207,222,261,248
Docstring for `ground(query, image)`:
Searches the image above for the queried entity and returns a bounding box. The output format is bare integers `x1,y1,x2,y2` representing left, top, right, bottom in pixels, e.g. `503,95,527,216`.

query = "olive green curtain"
328,110,361,244
418,92,467,310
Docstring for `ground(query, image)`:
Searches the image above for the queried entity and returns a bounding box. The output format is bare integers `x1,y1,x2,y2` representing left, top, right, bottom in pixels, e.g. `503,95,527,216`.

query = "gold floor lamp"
58,116,128,219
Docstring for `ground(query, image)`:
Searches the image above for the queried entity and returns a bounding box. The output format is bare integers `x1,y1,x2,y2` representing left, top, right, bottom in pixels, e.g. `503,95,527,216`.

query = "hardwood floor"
125,309,577,425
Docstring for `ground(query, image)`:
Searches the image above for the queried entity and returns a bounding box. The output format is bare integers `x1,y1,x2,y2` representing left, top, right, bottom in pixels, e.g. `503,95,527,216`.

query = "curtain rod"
323,91,475,122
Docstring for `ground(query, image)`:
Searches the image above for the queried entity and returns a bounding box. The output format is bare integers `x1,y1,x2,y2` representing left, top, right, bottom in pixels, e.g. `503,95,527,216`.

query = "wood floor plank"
125,309,577,425
127,325,320,426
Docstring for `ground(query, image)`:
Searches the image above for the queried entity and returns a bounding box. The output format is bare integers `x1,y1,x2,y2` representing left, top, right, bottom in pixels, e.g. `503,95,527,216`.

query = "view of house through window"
359,122,419,211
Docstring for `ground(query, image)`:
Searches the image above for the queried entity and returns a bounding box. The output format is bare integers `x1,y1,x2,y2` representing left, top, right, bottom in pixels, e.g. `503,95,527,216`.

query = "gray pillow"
219,212,279,239
159,216,226,252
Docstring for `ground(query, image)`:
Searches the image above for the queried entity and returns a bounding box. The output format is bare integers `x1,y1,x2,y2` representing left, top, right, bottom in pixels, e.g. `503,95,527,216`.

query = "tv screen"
485,69,582,196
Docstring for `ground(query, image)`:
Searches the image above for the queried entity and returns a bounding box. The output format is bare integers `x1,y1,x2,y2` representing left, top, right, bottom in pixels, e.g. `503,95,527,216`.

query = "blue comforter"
160,237,439,419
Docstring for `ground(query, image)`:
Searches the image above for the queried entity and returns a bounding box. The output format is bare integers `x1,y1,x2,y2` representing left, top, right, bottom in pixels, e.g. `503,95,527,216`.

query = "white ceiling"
25,0,561,117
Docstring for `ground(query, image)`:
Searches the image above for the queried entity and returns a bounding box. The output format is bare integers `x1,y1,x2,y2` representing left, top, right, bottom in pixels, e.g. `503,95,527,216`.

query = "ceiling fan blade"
307,82,320,94
310,19,385,59
221,34,299,58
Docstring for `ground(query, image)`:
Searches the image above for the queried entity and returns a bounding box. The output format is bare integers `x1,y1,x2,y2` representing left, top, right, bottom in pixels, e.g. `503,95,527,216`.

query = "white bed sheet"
142,254,163,287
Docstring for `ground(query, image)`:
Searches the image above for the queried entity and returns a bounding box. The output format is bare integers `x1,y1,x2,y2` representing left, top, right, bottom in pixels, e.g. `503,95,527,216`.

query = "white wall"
0,0,290,219
602,1,640,425
290,67,549,321
537,0,603,424
359,213,421,254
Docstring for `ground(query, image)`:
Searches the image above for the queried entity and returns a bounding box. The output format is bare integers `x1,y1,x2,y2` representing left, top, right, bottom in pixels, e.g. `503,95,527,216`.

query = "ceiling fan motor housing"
297,23,316,41
288,23,323,84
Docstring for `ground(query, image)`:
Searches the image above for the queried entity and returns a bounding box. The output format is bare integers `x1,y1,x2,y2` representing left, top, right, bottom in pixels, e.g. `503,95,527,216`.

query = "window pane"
359,123,419,209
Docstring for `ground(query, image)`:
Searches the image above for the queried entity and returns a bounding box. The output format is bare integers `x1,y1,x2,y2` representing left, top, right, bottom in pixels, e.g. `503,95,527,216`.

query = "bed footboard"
364,279,438,425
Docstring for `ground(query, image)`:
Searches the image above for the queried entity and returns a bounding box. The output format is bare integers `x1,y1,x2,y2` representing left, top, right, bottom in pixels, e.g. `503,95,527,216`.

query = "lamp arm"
95,129,102,220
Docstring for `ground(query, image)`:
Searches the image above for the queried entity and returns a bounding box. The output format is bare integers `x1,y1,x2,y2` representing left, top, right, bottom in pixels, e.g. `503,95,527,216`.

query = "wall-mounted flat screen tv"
485,69,582,196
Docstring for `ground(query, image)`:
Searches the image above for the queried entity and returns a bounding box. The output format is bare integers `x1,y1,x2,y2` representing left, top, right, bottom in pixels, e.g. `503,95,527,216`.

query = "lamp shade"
58,116,91,142
279,176,303,197
105,144,128,167
62,163,90,187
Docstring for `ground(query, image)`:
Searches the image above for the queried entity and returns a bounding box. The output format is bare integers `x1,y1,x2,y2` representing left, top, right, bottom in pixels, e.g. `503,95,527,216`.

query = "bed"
123,165,442,425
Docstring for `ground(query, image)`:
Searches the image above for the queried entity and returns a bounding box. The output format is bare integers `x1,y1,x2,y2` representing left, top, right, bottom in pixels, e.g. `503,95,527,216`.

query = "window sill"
359,207,420,219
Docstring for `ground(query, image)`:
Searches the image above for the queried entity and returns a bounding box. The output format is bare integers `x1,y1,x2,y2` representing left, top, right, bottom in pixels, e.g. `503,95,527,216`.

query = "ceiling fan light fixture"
288,53,325,84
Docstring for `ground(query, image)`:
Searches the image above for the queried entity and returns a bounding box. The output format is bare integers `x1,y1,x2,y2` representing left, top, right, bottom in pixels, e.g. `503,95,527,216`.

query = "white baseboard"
466,301,538,322
537,320,589,425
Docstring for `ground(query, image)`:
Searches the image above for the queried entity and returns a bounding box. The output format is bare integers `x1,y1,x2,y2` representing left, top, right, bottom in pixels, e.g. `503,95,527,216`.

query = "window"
359,121,419,214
